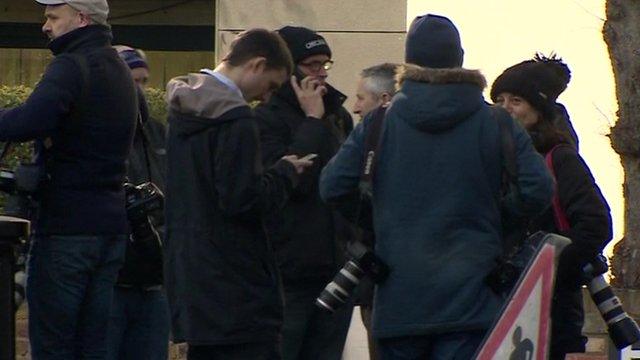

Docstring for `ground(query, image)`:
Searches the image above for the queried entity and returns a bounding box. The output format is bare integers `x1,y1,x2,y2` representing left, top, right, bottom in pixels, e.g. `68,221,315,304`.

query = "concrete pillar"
215,0,407,115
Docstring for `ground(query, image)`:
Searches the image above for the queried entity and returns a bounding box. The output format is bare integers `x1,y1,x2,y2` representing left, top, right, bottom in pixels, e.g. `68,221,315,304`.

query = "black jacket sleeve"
0,55,83,142
553,146,612,265
214,116,298,217
255,105,335,195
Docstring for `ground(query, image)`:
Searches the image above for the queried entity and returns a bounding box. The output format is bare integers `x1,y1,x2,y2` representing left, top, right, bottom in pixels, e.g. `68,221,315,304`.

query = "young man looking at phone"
254,26,355,360
163,29,315,360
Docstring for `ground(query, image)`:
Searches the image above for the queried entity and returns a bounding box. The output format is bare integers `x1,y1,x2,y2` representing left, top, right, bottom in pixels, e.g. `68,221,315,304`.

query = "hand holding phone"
299,153,318,162
291,75,325,119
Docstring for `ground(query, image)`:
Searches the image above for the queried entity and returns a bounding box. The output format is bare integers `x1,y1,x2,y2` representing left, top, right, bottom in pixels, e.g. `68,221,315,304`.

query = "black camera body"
124,182,164,252
486,231,547,296
0,164,43,219
316,241,389,313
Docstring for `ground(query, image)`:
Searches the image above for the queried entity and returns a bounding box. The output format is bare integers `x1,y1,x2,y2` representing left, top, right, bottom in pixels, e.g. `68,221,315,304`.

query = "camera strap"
137,115,154,183
359,105,388,189
545,145,571,232
0,142,14,166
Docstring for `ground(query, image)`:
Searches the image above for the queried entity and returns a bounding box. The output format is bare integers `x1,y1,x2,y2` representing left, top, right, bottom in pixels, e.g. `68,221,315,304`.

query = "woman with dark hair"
491,55,613,359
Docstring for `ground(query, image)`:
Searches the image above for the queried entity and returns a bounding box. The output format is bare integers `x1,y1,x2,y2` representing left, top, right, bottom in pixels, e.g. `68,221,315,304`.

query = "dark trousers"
360,305,379,360
187,342,281,360
282,284,354,360
378,331,486,360
107,287,170,360
550,287,587,359
26,235,126,359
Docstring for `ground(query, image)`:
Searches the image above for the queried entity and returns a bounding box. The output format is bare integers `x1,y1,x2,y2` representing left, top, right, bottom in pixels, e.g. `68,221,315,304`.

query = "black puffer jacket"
255,80,354,286
164,73,298,345
530,143,612,356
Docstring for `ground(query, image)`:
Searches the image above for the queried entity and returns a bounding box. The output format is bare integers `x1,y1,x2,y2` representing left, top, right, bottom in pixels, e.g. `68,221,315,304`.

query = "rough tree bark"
604,0,640,288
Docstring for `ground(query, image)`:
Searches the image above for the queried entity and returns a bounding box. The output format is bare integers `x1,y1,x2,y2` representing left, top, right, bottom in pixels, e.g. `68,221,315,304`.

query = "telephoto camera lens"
315,260,364,312
584,256,640,349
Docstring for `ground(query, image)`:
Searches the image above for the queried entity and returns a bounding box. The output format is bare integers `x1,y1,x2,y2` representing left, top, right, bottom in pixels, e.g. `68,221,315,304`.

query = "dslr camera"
124,182,164,253
0,163,43,219
486,231,547,296
316,241,389,313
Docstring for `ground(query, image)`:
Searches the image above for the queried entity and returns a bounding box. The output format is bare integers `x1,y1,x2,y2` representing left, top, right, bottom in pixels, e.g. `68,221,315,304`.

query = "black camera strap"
0,142,14,167
359,105,388,190
346,106,388,248
136,115,154,184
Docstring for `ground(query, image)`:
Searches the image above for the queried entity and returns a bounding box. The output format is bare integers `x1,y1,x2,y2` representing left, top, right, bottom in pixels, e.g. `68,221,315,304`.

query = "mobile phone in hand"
300,153,318,161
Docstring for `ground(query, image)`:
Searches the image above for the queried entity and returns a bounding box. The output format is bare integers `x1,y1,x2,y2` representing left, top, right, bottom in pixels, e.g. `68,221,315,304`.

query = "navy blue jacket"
0,25,137,235
320,64,554,339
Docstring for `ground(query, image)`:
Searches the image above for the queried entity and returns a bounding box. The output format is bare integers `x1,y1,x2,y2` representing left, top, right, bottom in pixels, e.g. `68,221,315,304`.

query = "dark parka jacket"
254,80,354,286
531,142,612,355
164,73,298,345
320,65,554,339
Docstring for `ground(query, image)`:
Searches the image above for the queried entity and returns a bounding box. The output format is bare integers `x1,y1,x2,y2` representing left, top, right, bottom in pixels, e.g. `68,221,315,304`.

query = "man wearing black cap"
0,0,137,358
254,26,354,360
320,14,553,358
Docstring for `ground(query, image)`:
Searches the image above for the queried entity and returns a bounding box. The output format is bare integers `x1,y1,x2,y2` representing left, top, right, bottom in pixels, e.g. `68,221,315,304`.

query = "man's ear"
247,57,267,73
77,12,92,27
381,92,393,106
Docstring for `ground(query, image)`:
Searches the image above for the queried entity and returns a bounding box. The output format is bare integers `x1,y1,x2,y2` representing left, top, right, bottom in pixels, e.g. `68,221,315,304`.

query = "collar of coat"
396,64,487,90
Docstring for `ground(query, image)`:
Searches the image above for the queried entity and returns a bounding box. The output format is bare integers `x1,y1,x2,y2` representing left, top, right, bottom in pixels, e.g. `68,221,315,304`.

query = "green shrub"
145,87,167,122
0,86,167,209
0,86,35,167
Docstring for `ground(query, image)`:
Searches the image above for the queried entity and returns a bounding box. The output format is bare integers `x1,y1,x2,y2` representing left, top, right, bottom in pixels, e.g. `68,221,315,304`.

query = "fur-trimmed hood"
390,64,487,133
396,64,486,89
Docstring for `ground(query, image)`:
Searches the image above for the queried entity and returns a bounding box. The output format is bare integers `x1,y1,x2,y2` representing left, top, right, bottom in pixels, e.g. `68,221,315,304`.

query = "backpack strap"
545,145,571,232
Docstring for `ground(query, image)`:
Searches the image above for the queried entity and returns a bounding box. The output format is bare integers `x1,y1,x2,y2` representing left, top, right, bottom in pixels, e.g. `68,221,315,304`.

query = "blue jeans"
282,284,354,360
26,235,126,360
378,331,487,360
107,287,170,360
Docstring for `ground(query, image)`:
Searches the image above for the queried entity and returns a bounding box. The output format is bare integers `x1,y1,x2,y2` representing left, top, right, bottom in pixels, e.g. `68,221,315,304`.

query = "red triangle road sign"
475,241,560,360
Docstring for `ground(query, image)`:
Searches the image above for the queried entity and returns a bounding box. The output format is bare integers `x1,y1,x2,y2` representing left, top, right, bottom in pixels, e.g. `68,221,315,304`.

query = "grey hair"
360,63,399,97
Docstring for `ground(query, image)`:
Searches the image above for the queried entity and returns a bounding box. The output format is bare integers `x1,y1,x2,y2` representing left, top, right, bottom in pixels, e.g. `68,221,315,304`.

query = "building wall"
215,0,407,117
0,0,215,89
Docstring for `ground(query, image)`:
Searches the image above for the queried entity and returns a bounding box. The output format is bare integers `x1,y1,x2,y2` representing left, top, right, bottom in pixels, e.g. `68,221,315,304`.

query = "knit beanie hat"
116,47,148,70
405,14,464,69
277,26,332,63
491,54,571,120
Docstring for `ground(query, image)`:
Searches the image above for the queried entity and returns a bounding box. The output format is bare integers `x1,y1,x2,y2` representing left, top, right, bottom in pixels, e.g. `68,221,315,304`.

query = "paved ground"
343,306,371,359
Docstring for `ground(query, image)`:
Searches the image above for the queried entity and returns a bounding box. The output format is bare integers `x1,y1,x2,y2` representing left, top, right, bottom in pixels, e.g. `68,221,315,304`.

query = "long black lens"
315,261,364,312
587,275,640,349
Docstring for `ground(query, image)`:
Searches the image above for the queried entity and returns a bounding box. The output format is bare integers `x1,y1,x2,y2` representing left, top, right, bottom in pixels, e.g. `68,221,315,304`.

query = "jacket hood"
166,73,249,135
393,64,487,132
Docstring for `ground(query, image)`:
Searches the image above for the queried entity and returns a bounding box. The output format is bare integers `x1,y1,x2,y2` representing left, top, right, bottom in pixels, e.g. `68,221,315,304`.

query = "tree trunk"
605,0,640,288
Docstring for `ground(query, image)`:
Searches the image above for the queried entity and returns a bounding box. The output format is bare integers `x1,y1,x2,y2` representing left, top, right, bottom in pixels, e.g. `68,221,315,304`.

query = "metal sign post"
0,216,29,360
